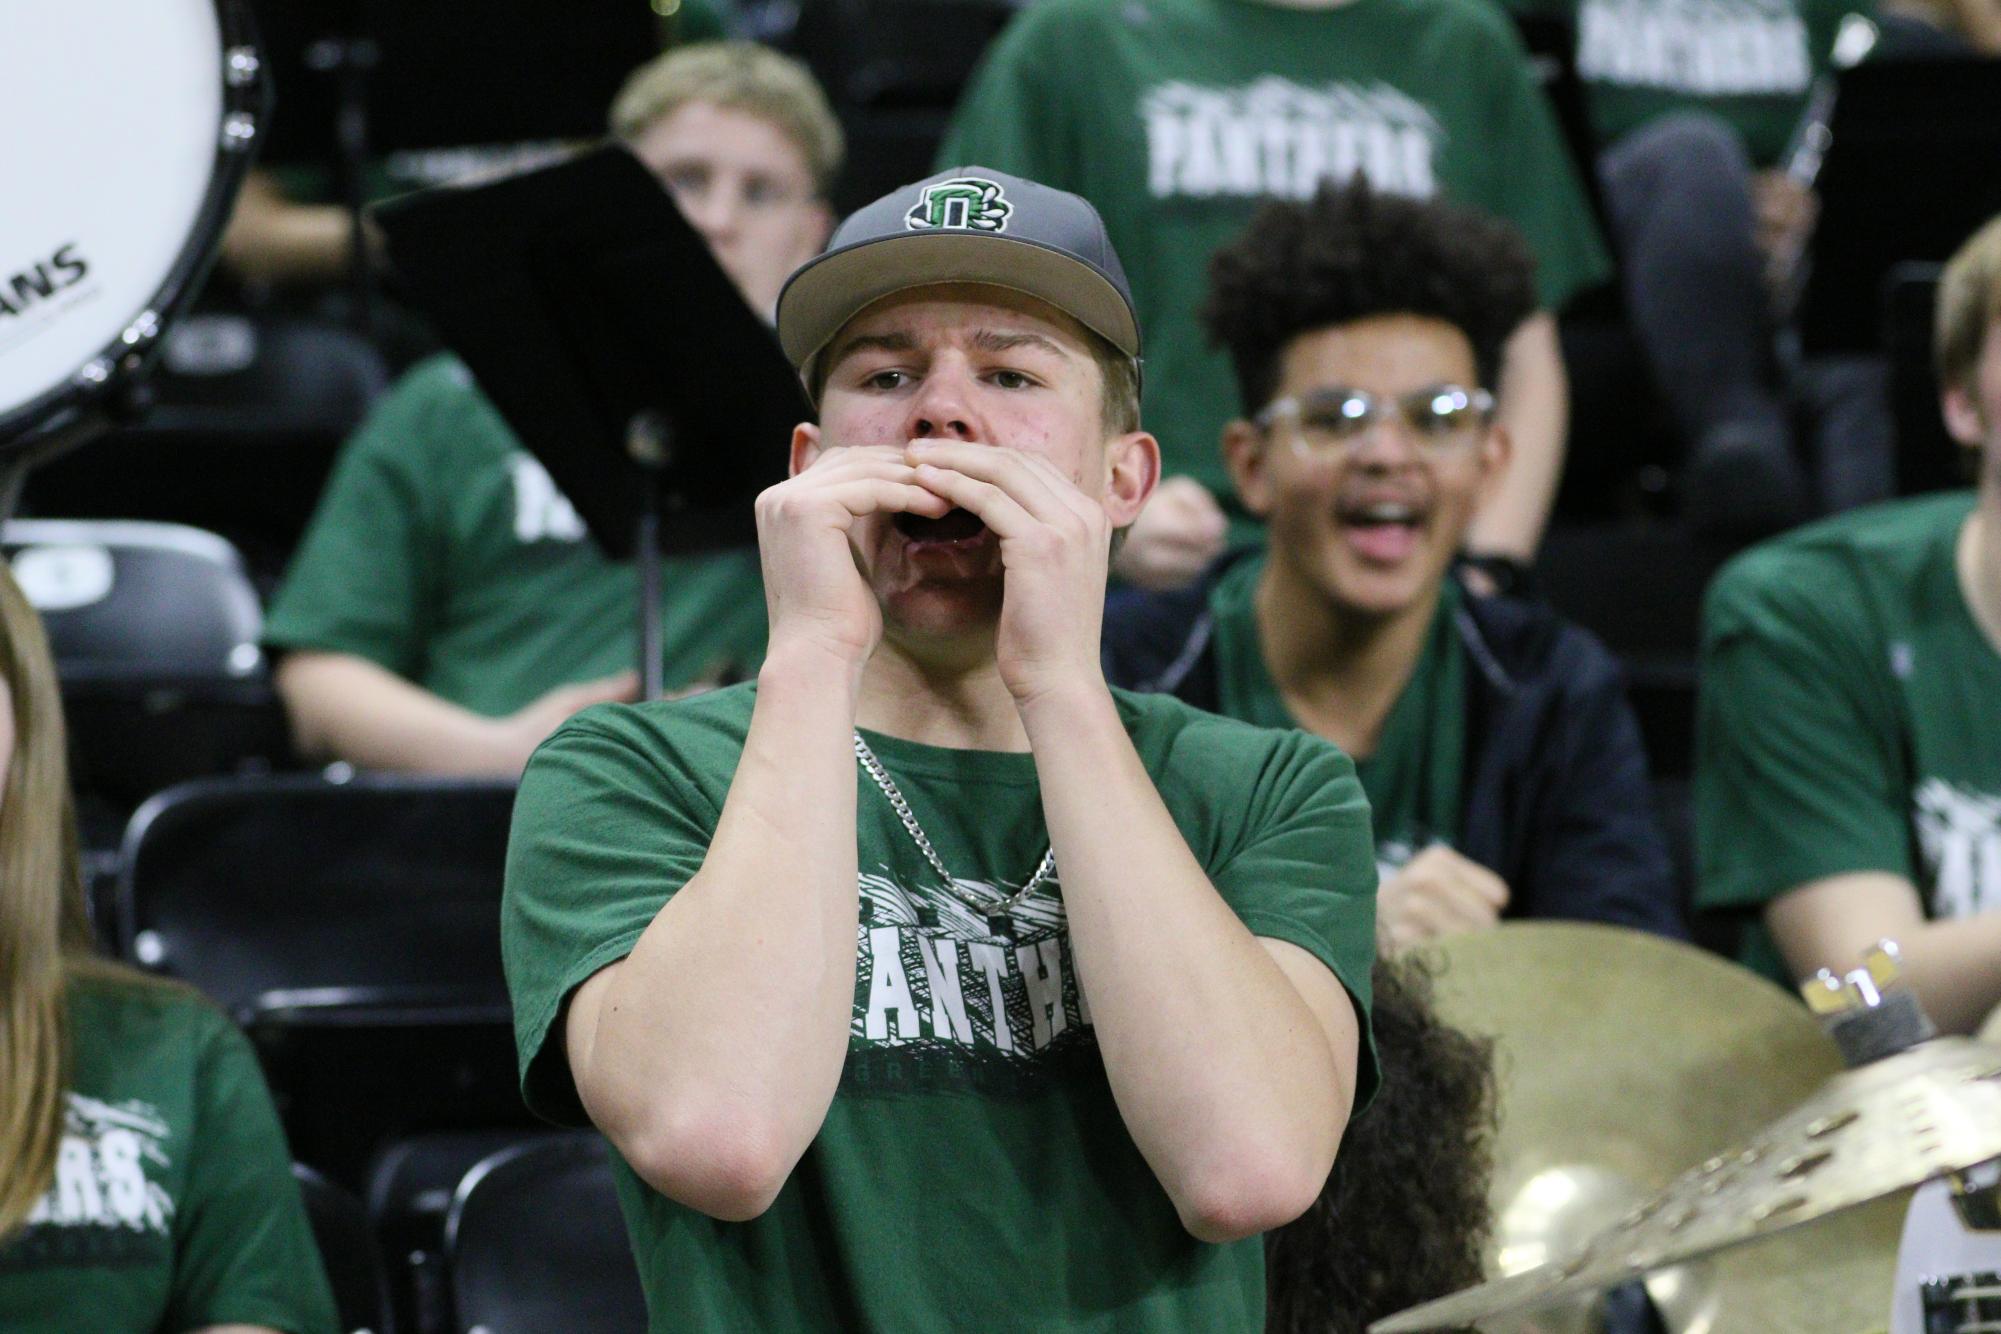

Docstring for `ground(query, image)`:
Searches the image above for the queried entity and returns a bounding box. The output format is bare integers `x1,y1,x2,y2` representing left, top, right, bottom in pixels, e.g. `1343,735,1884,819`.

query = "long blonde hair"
0,562,96,1241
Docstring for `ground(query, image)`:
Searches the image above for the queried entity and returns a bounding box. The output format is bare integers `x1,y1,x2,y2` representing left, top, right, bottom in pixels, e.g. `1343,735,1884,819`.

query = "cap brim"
777,231,1141,378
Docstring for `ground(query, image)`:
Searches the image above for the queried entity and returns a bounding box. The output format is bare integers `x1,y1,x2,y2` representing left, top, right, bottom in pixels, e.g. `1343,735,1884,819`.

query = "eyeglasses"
1255,385,1495,458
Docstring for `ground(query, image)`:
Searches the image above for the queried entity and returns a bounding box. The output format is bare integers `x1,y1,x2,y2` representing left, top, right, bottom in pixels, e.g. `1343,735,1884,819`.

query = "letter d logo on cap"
905,177,1013,233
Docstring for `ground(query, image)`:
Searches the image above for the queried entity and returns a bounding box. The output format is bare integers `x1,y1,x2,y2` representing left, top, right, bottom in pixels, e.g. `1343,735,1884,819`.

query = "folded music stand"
373,145,809,698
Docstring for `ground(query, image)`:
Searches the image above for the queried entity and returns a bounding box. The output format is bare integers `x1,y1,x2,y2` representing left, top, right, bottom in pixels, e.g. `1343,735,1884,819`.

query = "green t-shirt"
1208,554,1467,880
939,0,1611,503
1508,0,1869,166
502,682,1380,1332
1695,493,2001,982
265,355,768,717
0,975,337,1334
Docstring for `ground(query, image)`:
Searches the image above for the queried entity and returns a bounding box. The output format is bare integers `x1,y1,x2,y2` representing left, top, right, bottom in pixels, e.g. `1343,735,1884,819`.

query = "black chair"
366,1129,566,1334
20,313,389,589
2,519,290,832
296,1161,398,1334
116,773,529,1184
782,0,1021,212
1882,262,1971,498
447,1134,646,1334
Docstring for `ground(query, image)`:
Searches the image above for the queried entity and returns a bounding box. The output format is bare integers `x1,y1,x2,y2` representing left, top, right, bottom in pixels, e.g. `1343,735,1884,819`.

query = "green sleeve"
935,4,1082,184
1209,727,1382,1114
262,368,448,676
665,0,729,43
164,1011,339,1334
1694,555,1910,914
1467,15,1611,309
502,707,727,1125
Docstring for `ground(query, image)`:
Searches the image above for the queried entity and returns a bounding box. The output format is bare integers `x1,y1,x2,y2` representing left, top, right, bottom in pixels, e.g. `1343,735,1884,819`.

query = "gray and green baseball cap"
776,166,1141,385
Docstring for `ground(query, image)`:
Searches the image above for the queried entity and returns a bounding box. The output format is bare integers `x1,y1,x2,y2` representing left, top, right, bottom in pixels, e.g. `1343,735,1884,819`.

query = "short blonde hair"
610,41,845,196
1936,213,2001,394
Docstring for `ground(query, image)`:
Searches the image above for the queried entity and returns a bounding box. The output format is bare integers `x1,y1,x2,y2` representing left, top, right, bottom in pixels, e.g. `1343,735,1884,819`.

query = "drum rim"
0,0,269,451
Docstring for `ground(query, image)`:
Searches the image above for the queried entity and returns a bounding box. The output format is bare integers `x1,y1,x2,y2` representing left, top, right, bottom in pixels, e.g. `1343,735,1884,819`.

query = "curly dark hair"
1264,953,1497,1334
1202,177,1538,416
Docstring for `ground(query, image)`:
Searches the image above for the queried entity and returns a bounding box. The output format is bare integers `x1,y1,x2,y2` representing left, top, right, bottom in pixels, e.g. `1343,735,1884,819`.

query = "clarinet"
1770,12,1881,319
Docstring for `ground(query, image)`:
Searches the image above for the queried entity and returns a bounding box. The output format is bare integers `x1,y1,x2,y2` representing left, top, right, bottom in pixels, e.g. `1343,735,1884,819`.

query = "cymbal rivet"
1777,1151,1832,1180
1750,1195,1807,1223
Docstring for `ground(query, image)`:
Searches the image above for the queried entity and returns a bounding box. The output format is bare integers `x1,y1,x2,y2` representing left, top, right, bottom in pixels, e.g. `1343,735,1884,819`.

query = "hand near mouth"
755,444,952,669
903,439,1112,708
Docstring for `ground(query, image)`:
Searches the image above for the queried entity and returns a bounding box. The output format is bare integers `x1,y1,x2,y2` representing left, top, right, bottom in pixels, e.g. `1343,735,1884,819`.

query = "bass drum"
0,0,264,451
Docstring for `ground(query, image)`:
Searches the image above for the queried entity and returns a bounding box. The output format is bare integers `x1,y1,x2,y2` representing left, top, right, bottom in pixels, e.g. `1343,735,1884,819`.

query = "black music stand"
1799,58,2001,356
371,145,808,699
247,0,663,330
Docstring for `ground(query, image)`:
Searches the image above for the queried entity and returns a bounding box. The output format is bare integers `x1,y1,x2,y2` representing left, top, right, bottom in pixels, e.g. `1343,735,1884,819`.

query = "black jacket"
1103,560,1686,937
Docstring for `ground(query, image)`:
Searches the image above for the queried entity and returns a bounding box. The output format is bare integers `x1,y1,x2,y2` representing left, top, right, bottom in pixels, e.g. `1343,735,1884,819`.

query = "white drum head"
0,0,229,424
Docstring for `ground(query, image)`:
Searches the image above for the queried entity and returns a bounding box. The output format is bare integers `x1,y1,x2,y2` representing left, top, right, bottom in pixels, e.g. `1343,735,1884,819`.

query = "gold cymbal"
1384,922,1903,1333
1375,1015,2001,1332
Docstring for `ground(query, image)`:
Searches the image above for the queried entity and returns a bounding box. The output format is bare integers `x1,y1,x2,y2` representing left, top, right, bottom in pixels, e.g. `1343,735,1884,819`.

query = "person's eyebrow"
825,331,917,370
972,329,1074,360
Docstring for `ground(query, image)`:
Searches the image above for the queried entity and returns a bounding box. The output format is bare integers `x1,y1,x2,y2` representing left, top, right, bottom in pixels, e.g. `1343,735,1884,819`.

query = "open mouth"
895,508,989,545
1335,499,1427,564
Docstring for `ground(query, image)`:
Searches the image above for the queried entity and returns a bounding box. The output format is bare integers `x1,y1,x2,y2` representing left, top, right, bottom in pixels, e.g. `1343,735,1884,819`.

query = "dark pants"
1598,112,1893,512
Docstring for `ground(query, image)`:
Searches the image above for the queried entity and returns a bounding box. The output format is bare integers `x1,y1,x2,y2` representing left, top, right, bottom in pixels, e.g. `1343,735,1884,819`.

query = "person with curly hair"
1264,955,1495,1334
1105,178,1684,948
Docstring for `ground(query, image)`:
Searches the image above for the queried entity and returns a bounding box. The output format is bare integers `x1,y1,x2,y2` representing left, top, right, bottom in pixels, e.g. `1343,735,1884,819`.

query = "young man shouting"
1105,181,1682,949
501,167,1380,1330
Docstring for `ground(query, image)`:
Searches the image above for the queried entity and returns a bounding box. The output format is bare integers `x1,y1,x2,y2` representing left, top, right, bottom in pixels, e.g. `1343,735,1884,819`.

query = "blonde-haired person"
0,568,337,1332
1695,213,2001,1033
266,41,844,778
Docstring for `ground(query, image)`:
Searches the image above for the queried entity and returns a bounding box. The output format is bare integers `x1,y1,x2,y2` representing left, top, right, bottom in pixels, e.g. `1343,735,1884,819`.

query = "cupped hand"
756,445,951,667
1376,844,1510,953
904,440,1112,706
1110,474,1228,591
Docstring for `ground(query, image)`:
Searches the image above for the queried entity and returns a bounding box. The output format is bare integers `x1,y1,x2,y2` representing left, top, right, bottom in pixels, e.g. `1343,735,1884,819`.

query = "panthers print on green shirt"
1507,0,1871,165
0,975,337,1334
1696,493,2001,982
502,682,1379,1332
941,0,1610,504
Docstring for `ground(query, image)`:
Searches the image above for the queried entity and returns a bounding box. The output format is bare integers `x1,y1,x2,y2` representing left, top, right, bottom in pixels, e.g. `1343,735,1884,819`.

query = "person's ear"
1475,419,1514,509
1223,419,1274,517
1102,431,1161,528
790,422,824,478
1942,383,1985,449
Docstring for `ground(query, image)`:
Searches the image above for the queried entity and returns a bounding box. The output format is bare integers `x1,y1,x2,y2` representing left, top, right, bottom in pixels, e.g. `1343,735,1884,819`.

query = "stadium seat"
19,313,389,589
115,773,529,1183
366,1129,567,1334
1883,262,1970,497
2,518,289,812
447,1134,646,1334
297,1161,399,1334
782,0,1020,212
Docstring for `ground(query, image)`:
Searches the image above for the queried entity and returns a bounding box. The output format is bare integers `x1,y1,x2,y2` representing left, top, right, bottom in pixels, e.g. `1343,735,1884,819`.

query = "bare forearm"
275,652,515,775
219,173,354,286
574,644,864,1213
1468,312,1567,561
1767,872,2001,1036
1021,683,1348,1239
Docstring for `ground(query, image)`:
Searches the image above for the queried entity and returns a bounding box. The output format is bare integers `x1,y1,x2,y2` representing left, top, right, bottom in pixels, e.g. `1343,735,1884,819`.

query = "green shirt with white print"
1696,493,2001,983
503,680,1380,1332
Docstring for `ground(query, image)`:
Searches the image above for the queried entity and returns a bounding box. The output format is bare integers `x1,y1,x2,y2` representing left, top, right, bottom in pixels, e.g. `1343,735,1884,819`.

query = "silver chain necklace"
853,732,1057,912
